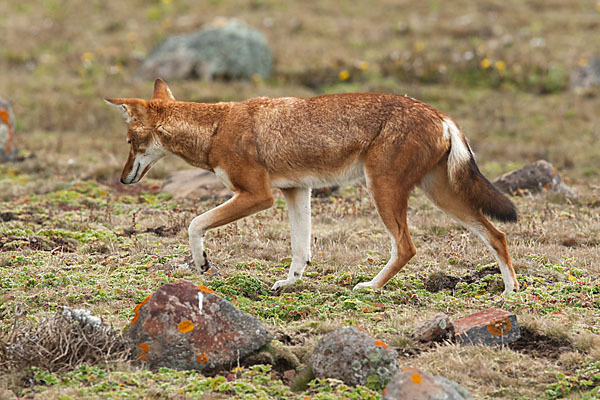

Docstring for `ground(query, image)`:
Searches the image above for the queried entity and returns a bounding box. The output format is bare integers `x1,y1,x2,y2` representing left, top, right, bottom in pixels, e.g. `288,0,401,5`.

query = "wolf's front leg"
188,191,275,272
272,187,312,291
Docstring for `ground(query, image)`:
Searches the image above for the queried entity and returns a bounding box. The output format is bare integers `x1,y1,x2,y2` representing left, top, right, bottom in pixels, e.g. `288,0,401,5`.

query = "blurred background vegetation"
1,0,599,183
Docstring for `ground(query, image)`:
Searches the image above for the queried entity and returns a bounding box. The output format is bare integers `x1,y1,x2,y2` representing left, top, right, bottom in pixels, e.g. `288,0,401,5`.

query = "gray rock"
126,280,272,372
411,313,453,343
138,18,273,81
492,160,576,199
383,367,473,400
162,169,232,200
570,57,600,91
0,98,17,162
311,327,398,389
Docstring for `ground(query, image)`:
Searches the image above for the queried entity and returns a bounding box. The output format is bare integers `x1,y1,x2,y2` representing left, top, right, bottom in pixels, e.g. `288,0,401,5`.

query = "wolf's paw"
271,279,294,291
191,251,210,272
353,281,376,291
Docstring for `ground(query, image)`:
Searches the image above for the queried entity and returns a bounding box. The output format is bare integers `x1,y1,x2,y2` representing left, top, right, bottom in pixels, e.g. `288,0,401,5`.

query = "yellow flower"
495,60,506,71
480,58,491,69
81,52,94,63
338,70,350,81
358,60,369,71
578,58,589,67
162,0,173,4
568,275,576,282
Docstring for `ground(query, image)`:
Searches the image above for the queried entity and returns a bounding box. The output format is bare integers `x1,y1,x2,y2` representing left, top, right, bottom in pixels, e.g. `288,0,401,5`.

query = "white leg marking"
354,235,397,290
272,188,312,290
188,199,237,271
214,167,234,190
464,222,515,294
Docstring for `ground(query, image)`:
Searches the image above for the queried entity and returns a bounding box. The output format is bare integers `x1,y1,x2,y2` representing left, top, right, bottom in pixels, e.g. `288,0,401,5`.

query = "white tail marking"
443,118,471,185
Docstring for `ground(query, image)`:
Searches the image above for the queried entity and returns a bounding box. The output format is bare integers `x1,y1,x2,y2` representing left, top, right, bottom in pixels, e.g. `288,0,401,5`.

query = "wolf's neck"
158,102,232,170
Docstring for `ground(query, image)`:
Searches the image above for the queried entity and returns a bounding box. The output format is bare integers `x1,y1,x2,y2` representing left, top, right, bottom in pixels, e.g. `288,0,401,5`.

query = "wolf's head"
105,78,175,184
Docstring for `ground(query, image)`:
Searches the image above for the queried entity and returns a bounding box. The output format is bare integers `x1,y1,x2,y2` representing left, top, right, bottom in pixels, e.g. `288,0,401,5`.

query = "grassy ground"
1,0,599,399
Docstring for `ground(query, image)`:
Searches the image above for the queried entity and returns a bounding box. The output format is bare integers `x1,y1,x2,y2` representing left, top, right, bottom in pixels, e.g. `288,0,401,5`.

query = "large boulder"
492,160,576,199
137,18,273,81
383,367,473,400
0,98,17,162
311,327,398,389
126,280,272,372
162,169,232,200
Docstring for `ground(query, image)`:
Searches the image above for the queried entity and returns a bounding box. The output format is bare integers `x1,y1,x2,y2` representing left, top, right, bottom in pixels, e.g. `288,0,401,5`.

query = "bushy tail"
443,119,517,222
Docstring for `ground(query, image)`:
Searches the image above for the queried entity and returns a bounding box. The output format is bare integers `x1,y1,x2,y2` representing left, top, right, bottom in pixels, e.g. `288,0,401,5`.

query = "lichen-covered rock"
382,367,473,400
126,280,272,372
452,308,520,347
311,327,398,389
137,18,273,81
492,160,576,199
0,98,17,162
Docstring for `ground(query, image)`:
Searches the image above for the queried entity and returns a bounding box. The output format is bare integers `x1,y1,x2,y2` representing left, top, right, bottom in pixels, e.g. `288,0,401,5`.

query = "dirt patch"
0,235,78,253
424,266,500,292
509,326,574,359
120,225,180,238
0,212,17,222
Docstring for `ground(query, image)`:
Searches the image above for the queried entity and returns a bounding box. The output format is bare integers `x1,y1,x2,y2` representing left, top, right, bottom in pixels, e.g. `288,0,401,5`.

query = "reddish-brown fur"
106,79,519,293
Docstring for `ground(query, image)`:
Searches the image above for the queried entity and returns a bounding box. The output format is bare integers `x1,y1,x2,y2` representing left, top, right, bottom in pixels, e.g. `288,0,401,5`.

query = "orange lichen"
131,294,153,325
138,343,150,362
197,352,208,364
374,340,388,348
411,372,422,384
177,320,194,333
197,285,215,293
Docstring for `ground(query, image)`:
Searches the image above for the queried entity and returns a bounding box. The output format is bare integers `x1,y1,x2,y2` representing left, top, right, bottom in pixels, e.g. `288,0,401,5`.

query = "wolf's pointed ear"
152,78,176,101
104,98,148,123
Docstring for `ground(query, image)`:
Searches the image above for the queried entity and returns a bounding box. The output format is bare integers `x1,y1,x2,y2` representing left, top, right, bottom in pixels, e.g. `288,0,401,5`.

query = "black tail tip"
484,196,518,223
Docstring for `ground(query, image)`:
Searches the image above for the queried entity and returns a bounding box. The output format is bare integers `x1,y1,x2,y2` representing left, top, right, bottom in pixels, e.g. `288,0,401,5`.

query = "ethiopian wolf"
105,79,519,293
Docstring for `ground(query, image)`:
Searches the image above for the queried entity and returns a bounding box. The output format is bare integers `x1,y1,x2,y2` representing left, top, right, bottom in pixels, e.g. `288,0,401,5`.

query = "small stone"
311,327,398,389
492,160,576,199
126,280,272,372
282,369,296,384
382,367,473,400
162,169,232,200
453,308,520,346
570,57,600,92
411,313,453,343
